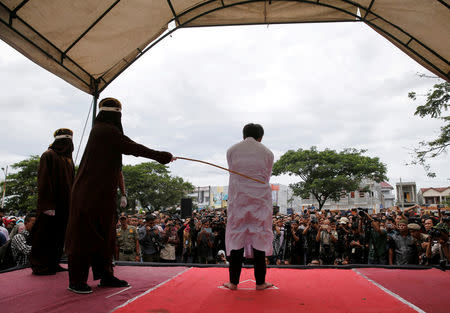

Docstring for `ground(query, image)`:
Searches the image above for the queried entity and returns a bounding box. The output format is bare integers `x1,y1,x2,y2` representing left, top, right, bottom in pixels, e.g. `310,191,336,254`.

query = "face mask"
380,227,386,231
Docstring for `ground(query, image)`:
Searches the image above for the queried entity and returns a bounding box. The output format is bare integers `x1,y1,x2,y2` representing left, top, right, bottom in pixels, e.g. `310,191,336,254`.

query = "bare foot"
256,282,273,290
223,282,237,290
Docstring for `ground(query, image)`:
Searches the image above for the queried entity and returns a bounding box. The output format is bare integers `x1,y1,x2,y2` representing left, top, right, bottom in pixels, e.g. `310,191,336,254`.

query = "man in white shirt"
223,123,274,290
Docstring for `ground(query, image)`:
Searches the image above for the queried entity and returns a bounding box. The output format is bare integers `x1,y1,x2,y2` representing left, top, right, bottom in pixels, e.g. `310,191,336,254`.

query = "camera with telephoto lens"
443,213,450,223
408,216,422,224
358,208,369,218
283,221,292,234
428,228,442,239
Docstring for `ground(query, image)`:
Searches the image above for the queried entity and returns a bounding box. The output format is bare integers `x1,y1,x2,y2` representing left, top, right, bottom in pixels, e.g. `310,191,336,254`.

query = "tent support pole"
92,80,99,126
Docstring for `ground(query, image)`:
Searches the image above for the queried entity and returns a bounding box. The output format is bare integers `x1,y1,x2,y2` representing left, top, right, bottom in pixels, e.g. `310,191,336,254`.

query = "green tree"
408,80,449,177
272,147,387,210
122,162,194,212
1,156,39,213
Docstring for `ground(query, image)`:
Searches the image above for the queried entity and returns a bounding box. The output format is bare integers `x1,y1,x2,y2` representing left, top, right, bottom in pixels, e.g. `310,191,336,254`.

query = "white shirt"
225,137,274,258
0,226,9,241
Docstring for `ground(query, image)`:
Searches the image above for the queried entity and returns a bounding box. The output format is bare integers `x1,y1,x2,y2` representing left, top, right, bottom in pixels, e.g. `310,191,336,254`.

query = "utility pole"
1,165,8,209
399,177,404,211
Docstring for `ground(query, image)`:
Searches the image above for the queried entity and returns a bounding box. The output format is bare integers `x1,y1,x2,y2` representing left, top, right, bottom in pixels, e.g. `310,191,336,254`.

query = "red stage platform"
0,266,448,313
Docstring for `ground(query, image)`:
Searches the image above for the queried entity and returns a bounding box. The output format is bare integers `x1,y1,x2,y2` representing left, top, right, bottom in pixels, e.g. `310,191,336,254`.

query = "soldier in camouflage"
116,213,140,262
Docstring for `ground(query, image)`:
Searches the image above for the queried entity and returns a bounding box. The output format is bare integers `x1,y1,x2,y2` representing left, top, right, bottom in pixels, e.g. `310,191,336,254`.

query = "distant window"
340,192,347,198
359,191,365,198
351,192,355,198
405,192,411,202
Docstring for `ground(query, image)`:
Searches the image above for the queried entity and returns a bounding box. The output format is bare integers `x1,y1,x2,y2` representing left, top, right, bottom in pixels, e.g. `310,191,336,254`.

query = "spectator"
11,213,36,267
290,220,304,265
303,217,320,264
139,214,162,262
425,223,450,266
347,223,363,264
160,220,179,262
180,219,194,263
366,215,388,265
424,218,434,232
389,219,417,265
197,219,215,264
271,218,286,265
217,250,228,264
0,231,6,247
335,217,350,264
316,219,337,265
115,213,140,262
408,223,429,265
0,219,9,242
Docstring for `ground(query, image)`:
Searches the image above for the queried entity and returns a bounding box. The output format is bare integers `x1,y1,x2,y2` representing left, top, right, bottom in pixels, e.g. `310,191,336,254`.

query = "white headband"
54,134,72,140
99,106,121,112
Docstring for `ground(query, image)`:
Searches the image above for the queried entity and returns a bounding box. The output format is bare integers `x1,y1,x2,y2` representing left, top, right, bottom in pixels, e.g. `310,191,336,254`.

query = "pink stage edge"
0,266,187,313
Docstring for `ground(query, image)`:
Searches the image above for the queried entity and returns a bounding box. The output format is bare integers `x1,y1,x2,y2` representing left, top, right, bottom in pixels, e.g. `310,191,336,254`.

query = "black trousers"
229,248,266,285
68,253,113,284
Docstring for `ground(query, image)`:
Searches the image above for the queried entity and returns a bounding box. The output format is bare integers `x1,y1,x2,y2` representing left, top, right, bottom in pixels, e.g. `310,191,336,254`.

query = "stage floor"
0,266,448,313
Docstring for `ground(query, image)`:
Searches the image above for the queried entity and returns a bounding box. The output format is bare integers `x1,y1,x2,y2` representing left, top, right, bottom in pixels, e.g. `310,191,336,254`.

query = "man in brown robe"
30,128,75,275
65,98,174,294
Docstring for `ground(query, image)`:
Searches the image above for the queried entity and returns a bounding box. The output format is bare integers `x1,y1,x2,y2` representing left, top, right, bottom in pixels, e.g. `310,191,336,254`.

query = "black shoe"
54,265,68,272
98,275,130,288
32,270,56,276
68,283,92,294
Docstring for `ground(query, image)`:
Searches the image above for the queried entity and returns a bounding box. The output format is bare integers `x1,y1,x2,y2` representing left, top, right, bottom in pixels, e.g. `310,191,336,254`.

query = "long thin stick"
176,157,265,184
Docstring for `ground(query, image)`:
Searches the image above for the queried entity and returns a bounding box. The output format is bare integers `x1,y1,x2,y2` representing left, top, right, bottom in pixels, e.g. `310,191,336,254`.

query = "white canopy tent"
1,0,449,107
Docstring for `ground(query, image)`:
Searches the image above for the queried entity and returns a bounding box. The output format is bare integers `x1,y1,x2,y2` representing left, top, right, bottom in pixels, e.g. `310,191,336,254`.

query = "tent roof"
1,0,449,95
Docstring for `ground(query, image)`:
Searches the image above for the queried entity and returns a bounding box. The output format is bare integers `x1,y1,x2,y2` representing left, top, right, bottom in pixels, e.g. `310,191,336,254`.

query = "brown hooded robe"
65,121,172,284
30,145,75,273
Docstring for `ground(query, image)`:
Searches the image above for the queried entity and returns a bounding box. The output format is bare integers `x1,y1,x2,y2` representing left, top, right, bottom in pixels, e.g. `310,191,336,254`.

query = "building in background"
380,181,395,209
190,180,396,214
418,187,450,206
295,179,384,213
396,181,417,207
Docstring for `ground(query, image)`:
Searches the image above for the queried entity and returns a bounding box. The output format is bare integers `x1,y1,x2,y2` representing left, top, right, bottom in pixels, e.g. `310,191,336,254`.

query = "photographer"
424,223,450,267
335,217,350,264
347,222,363,264
271,218,286,265
361,212,388,265
408,223,429,265
179,218,194,263
212,219,226,259
385,217,397,236
290,220,305,265
303,216,320,264
316,219,338,265
197,219,215,264
139,214,162,262
159,219,179,262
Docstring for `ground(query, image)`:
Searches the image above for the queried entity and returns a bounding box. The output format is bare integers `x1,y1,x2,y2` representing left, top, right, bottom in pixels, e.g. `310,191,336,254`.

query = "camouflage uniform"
116,225,139,261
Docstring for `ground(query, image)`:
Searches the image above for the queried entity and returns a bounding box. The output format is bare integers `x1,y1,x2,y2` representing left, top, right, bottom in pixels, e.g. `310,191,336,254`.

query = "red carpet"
114,268,417,313
357,268,450,313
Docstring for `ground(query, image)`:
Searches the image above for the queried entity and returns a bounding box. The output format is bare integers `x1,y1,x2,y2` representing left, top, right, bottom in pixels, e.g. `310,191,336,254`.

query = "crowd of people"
112,205,450,267
1,205,449,270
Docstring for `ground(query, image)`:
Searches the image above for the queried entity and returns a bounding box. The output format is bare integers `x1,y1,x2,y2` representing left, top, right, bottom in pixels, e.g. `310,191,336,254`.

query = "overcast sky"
0,22,448,191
